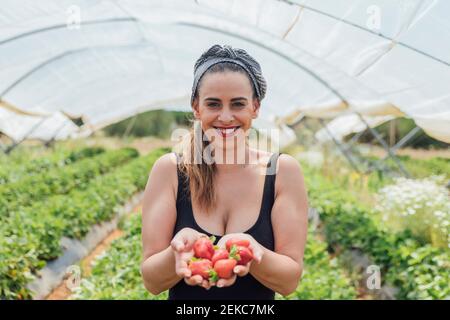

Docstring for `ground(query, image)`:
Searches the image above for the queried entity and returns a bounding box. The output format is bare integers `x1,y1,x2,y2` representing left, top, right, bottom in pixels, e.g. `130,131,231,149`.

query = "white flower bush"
375,175,449,248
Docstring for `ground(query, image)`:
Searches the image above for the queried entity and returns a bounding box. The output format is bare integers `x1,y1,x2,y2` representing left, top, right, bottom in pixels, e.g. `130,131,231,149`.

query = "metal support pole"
318,118,361,173
5,116,48,154
302,119,323,145
382,126,422,159
356,113,410,177
123,113,138,139
343,129,366,152
44,121,69,147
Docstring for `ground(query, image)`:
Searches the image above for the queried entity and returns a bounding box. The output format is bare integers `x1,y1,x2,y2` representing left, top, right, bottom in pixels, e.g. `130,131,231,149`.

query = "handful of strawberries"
188,236,254,284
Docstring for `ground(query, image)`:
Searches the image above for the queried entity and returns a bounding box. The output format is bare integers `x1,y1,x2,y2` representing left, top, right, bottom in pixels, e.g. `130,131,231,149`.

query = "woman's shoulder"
152,152,178,171
278,153,301,169
149,152,179,192
252,149,299,171
275,153,305,195
251,150,304,197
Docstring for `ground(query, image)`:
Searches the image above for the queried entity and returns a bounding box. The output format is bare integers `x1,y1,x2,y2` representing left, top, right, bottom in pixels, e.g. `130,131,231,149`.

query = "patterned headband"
190,57,262,105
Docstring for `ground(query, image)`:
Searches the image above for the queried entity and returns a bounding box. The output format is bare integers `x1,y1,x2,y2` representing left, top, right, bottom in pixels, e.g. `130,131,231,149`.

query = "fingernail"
217,283,223,288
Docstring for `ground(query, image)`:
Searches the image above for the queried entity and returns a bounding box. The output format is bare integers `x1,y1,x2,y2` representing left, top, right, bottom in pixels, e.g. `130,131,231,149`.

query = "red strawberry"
212,259,237,280
193,236,216,260
188,258,212,279
211,248,229,266
225,238,250,251
234,246,254,265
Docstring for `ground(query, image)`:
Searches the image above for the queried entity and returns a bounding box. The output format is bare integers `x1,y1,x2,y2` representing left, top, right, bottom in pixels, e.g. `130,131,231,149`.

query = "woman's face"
192,71,260,151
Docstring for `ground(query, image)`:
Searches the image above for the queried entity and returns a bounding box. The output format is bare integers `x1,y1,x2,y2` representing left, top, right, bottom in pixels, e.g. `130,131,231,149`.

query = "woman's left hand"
214,233,264,288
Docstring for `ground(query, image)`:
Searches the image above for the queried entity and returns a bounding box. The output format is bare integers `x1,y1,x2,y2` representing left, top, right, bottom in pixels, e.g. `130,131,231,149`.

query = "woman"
141,44,308,300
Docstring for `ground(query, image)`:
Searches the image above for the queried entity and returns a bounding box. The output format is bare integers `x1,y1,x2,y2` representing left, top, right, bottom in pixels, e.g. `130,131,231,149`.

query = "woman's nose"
218,110,234,122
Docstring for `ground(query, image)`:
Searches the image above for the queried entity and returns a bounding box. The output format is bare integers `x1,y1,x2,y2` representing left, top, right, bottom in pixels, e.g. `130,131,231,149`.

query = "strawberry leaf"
209,235,216,244
209,269,219,283
229,245,241,261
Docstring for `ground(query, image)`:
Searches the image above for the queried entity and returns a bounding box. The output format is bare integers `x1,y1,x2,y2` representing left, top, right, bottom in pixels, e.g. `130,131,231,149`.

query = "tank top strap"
173,152,189,204
259,152,282,218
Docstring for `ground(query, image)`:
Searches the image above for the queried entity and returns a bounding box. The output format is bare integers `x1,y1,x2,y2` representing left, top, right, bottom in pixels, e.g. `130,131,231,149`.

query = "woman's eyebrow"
204,97,247,101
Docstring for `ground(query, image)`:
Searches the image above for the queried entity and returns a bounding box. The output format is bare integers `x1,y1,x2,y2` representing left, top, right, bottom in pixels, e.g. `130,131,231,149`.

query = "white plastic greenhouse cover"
0,107,81,141
0,0,449,143
315,114,395,143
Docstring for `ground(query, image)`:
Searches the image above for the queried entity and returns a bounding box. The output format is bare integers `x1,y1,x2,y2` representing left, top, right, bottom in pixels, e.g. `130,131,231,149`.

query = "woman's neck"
213,146,262,174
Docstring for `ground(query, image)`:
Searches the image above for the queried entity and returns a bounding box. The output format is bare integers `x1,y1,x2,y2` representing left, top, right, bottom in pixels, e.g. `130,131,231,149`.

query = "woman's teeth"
214,126,240,137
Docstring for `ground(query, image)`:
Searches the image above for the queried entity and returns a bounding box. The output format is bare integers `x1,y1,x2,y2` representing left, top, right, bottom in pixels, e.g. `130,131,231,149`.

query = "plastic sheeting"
0,0,449,143
315,114,395,143
0,108,81,141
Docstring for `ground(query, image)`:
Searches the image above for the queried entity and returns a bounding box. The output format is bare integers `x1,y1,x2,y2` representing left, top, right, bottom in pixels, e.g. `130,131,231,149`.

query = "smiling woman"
140,44,309,300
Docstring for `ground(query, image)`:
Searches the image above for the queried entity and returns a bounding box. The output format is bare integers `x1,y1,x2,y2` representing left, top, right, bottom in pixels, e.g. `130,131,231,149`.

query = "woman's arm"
140,153,213,294
141,247,180,295
140,153,181,295
250,154,309,296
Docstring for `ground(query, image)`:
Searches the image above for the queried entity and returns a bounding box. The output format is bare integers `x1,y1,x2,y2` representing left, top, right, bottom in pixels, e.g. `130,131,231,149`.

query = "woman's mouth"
213,126,240,138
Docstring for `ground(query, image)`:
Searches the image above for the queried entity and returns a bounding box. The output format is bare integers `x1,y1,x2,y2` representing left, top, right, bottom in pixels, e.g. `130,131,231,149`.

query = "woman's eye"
233,103,244,107
207,103,220,107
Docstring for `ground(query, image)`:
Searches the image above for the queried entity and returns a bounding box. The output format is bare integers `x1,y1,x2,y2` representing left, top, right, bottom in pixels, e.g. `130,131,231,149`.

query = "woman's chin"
211,139,242,150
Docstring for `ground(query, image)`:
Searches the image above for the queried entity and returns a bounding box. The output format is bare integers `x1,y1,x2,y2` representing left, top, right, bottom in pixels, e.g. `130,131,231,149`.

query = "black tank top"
169,152,282,300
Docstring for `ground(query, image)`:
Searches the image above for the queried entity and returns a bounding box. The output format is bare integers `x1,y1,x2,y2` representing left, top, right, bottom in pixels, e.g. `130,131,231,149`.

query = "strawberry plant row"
0,148,138,217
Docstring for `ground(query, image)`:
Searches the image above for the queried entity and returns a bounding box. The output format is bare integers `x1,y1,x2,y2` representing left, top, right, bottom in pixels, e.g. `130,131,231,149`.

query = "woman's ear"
192,99,200,119
252,99,260,119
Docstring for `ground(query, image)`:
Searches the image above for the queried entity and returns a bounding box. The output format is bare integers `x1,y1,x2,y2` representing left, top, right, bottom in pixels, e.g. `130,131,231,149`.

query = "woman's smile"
212,126,241,138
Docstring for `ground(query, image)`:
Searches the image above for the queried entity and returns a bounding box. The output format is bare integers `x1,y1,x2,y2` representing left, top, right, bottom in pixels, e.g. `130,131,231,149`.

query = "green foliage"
375,176,449,248
0,147,104,184
305,163,450,299
0,148,138,217
103,110,192,138
0,148,169,300
354,118,449,149
71,213,167,300
365,154,450,180
277,228,357,300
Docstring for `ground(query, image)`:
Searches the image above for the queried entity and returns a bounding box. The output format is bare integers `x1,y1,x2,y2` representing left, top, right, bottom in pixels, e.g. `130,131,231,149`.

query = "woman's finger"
185,275,203,286
175,265,191,278
216,274,237,288
171,234,188,252
233,265,250,277
174,252,188,267
201,279,212,290
249,245,263,263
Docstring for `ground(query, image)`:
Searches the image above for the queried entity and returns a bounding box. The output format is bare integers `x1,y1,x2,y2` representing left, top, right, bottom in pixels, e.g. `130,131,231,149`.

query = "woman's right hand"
170,228,213,289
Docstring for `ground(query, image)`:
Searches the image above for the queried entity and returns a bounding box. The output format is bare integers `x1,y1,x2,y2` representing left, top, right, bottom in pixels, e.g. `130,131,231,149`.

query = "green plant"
0,148,169,299
277,227,357,300
375,176,449,248
303,162,450,299
0,147,104,184
0,148,138,217
70,213,167,300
